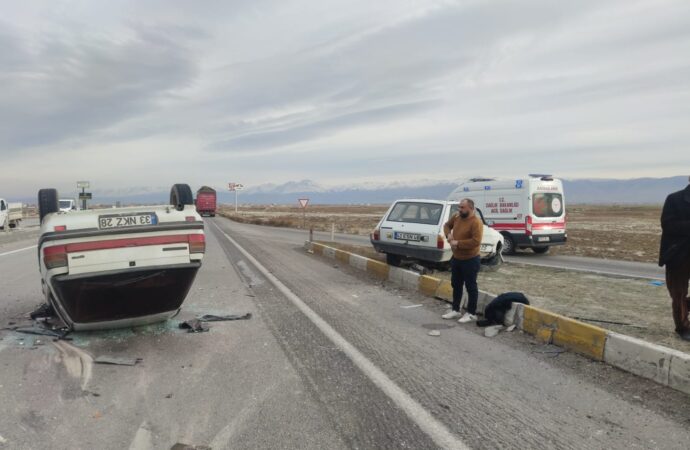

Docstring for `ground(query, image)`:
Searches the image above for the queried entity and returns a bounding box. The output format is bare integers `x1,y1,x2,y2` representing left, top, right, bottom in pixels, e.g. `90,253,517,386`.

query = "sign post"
298,198,309,229
229,183,244,213
77,181,90,210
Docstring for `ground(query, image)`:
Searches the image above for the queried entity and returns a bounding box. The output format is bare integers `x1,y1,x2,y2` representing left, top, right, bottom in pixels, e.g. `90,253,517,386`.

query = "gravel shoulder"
321,241,690,355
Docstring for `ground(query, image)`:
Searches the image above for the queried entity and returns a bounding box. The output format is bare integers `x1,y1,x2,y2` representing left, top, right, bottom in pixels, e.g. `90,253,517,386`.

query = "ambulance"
447,175,567,254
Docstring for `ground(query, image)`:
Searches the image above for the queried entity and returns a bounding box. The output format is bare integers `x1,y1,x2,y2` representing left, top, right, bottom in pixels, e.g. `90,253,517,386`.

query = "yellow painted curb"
523,306,607,361
366,259,389,280
419,275,441,297
435,280,453,302
335,249,351,264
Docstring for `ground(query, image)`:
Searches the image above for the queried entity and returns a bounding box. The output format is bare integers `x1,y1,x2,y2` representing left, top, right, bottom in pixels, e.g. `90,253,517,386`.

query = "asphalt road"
1,216,688,449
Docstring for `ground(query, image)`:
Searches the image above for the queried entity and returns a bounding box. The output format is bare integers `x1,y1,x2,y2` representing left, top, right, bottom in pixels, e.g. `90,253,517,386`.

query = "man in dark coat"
659,177,690,340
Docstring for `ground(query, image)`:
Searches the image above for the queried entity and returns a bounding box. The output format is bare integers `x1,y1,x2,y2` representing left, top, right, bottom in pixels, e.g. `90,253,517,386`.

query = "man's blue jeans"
451,256,480,314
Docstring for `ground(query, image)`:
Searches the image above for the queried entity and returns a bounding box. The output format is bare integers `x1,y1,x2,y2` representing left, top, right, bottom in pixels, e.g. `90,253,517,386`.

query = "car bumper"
514,233,567,247
371,240,452,262
48,262,201,330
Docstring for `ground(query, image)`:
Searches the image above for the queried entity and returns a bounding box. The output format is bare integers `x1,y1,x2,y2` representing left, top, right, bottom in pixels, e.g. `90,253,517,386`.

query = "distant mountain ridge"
14,176,688,205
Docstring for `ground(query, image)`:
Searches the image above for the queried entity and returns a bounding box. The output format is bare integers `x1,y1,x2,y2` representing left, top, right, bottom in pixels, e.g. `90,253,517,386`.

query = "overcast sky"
2,0,689,197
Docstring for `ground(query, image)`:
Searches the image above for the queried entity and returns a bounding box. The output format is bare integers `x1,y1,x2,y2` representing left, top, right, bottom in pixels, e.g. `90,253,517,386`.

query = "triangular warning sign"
298,198,309,208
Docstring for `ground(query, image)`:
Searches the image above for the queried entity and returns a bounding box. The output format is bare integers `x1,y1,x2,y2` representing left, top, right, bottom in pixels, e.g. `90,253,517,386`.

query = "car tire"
38,188,59,223
170,184,194,211
532,246,549,254
386,253,402,267
501,233,516,255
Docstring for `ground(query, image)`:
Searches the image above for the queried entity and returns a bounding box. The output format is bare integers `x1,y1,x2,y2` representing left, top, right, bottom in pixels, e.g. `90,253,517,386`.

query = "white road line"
0,245,37,257
212,222,468,450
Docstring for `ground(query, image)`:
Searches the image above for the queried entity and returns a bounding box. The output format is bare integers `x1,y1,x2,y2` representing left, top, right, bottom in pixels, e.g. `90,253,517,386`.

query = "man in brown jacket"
441,198,484,323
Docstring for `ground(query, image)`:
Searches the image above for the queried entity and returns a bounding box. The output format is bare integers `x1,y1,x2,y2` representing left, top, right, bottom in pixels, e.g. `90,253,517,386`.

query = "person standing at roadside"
659,176,690,341
442,198,484,323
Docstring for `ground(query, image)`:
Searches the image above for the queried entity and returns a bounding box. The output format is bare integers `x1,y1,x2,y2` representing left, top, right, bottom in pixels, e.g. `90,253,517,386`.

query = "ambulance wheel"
386,253,402,267
38,188,59,223
532,246,549,254
170,184,194,211
501,233,516,255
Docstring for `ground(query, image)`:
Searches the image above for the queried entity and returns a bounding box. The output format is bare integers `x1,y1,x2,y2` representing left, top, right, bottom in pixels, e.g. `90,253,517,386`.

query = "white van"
447,175,567,254
58,198,78,212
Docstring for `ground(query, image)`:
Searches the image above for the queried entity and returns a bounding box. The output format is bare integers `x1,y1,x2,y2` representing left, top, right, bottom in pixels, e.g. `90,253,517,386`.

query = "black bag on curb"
477,292,530,327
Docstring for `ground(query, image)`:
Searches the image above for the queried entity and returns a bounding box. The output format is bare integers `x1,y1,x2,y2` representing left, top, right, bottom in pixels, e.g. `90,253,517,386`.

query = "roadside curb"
305,240,690,396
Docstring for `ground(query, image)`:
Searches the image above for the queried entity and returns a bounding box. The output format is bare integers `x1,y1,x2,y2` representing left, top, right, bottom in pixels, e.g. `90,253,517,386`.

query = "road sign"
298,198,309,208
77,181,90,189
79,192,92,200
228,183,245,191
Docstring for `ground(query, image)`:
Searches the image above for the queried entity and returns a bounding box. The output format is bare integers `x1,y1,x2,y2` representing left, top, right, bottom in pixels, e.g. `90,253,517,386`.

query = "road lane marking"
0,245,37,257
212,222,468,450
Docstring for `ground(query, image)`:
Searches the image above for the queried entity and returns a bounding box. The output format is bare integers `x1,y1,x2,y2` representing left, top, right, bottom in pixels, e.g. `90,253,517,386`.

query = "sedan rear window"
387,202,443,225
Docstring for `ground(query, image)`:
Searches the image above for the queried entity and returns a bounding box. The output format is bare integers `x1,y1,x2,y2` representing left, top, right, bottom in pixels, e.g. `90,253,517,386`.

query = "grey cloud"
0,21,200,151
207,99,441,151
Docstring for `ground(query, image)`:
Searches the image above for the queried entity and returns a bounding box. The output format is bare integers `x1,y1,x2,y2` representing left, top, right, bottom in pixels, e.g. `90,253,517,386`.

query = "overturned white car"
370,199,504,269
37,184,205,330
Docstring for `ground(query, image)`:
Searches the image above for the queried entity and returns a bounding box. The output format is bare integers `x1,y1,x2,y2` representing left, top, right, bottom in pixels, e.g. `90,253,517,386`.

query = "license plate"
537,236,550,242
98,213,158,229
394,232,420,241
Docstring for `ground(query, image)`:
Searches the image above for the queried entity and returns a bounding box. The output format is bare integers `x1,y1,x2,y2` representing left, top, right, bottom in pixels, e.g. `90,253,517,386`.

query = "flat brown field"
219,204,662,263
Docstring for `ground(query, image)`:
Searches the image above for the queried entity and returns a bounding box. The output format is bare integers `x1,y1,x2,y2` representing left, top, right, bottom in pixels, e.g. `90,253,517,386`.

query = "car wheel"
38,188,59,223
532,246,549,254
386,253,402,267
501,233,516,255
170,184,194,211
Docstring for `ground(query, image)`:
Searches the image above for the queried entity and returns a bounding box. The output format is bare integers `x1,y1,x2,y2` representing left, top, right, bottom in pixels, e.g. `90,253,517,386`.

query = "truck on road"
195,186,217,217
0,198,22,229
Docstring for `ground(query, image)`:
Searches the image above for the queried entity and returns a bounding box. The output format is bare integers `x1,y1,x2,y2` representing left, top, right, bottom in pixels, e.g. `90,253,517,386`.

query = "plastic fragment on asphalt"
531,344,566,356
648,280,664,286
171,443,212,450
94,356,142,366
428,330,441,336
1,433,7,444
484,325,502,337
179,319,209,333
197,313,252,322
401,304,423,309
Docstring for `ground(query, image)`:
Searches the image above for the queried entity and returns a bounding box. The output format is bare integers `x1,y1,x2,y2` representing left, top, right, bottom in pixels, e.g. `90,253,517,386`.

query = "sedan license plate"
394,232,420,241
98,213,158,229
537,236,550,242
